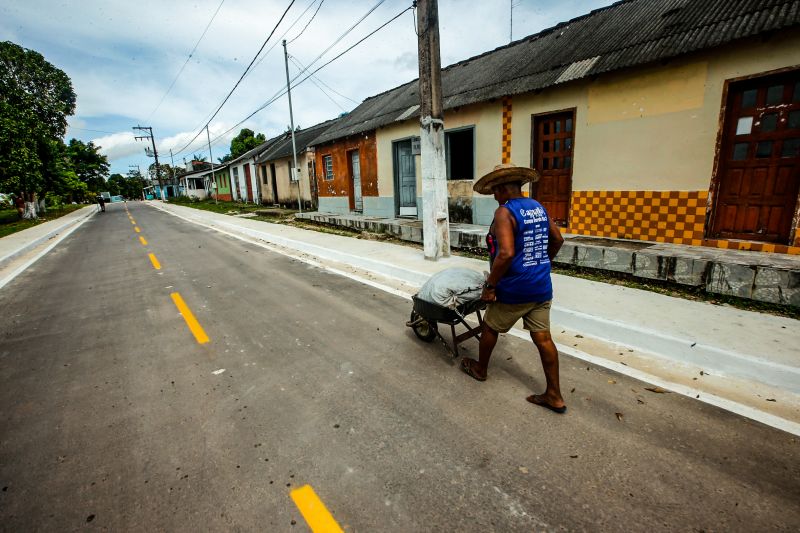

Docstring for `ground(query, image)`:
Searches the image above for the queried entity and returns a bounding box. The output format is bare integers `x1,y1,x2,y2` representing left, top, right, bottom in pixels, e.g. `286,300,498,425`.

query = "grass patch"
0,204,86,239
168,197,269,215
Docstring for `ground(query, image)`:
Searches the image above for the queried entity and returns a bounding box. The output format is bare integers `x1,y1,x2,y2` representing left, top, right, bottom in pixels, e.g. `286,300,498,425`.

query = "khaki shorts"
484,300,552,333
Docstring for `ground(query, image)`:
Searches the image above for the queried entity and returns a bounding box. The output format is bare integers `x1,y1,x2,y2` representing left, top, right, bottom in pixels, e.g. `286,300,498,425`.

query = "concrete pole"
283,40,303,214
417,0,450,260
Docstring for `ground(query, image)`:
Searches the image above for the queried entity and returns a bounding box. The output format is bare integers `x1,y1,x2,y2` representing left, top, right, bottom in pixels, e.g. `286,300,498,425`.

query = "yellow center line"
139,236,148,246
170,292,210,345
290,485,344,533
134,226,141,233
130,219,136,224
148,252,161,270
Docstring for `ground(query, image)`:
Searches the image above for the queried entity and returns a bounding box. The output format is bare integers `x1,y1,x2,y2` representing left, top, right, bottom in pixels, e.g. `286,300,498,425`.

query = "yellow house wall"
507,31,800,252
259,151,313,205
375,102,503,211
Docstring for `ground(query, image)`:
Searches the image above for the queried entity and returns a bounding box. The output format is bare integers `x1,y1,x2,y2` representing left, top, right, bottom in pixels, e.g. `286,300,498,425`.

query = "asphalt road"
0,201,798,532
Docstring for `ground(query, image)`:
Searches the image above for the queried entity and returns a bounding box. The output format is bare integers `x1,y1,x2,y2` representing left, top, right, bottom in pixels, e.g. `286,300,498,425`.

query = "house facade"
256,120,338,208
310,0,800,254
228,149,261,204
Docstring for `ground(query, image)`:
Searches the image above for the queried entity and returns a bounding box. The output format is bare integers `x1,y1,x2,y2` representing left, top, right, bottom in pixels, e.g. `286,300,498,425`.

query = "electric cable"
288,55,346,112
287,0,324,44
201,4,412,150
147,0,226,120
172,0,296,156
288,54,359,105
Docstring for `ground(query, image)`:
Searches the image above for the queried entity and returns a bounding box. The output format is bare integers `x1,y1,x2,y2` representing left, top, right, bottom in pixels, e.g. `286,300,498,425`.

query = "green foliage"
229,128,266,159
65,138,109,193
0,41,76,200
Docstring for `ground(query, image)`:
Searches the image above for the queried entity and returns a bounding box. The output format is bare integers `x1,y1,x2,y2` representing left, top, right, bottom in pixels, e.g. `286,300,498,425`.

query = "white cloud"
1,0,616,171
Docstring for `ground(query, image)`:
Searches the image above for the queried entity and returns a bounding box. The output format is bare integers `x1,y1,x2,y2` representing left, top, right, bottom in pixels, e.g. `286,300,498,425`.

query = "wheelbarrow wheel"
410,310,437,342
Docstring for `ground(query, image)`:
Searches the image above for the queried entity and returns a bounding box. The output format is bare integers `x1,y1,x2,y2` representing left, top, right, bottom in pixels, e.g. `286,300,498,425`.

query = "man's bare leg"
527,330,565,410
461,322,499,381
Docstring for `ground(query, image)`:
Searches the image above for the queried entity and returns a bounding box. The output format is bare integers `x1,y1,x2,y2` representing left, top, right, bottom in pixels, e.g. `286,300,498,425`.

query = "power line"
289,55,346,112
247,0,321,77
172,0,296,156
289,54,359,105
201,5,413,151
287,0,325,44
147,0,226,120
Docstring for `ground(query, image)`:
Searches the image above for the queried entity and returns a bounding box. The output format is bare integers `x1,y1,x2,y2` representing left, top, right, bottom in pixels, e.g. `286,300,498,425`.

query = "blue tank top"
486,197,553,304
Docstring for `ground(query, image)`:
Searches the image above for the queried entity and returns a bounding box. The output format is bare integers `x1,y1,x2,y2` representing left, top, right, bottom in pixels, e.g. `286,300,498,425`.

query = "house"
178,164,233,201
309,0,800,254
228,145,265,204
310,124,380,216
255,119,339,209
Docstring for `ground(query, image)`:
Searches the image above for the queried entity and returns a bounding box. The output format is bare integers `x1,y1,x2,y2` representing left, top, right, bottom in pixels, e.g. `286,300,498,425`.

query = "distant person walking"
460,164,567,414
15,193,25,219
96,195,105,212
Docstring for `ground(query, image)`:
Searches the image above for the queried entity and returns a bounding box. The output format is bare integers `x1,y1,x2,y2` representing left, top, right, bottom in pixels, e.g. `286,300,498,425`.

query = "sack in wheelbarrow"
417,267,485,309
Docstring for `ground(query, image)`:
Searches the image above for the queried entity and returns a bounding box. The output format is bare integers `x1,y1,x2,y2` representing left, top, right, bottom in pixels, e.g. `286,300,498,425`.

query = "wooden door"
349,150,363,212
244,164,254,203
532,111,574,226
712,70,800,243
270,163,278,204
394,140,417,216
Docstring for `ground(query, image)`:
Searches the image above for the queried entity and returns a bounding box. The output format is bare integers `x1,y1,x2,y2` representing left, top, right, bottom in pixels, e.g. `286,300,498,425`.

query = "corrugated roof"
255,117,341,163
312,0,800,145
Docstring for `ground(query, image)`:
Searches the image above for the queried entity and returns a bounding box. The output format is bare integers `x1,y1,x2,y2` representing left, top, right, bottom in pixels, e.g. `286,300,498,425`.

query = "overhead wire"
288,55,346,112
172,0,296,156
286,0,324,44
147,0,226,121
201,4,413,150
247,0,322,77
288,54,359,105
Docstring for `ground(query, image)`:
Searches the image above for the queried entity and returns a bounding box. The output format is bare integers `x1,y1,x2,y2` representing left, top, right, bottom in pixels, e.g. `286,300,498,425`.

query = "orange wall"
314,132,378,204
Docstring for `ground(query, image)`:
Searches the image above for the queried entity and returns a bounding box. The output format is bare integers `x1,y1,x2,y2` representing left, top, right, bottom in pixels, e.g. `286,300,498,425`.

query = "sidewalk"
0,206,95,269
148,201,800,434
296,211,800,307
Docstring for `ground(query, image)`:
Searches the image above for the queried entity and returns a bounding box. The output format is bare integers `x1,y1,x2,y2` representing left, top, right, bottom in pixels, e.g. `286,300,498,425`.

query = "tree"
65,139,109,193
0,41,76,218
191,153,207,162
229,128,265,159
107,173,125,196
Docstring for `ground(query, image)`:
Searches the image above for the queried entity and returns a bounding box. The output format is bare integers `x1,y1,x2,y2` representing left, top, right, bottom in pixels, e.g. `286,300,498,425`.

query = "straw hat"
473,163,540,195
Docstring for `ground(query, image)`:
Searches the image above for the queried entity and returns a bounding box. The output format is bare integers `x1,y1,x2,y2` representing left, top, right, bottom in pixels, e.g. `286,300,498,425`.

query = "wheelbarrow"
406,294,487,357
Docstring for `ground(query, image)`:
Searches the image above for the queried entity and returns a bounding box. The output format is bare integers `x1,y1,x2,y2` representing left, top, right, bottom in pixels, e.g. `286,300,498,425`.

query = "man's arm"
547,219,564,261
482,207,516,300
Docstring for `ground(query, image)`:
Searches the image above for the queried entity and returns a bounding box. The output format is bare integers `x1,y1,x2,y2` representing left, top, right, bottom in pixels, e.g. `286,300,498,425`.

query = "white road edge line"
0,211,96,291
149,203,800,437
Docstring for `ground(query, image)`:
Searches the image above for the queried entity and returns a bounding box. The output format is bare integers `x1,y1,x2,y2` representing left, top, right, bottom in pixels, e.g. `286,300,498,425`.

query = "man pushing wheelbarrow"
460,163,566,414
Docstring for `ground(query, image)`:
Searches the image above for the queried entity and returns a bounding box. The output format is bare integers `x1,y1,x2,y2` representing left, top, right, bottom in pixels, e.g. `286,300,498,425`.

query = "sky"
1,0,616,176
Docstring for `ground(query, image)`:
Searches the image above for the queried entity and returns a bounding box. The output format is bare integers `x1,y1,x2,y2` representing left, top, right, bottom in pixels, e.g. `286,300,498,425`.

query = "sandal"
460,358,487,382
526,394,567,414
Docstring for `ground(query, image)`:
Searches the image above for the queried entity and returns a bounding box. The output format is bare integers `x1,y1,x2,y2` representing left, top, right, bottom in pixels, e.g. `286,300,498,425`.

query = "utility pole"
169,149,181,197
133,126,165,201
283,40,303,214
129,164,144,200
206,125,218,205
417,0,450,260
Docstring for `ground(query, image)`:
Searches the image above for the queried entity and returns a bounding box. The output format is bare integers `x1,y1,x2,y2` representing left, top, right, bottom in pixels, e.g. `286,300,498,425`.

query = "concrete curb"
153,202,800,396
0,207,95,270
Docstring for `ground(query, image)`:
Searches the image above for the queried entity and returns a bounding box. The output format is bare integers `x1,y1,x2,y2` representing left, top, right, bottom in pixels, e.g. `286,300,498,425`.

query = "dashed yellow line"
130,219,136,225
148,253,161,270
139,236,148,246
170,292,210,344
290,485,343,533
134,226,141,233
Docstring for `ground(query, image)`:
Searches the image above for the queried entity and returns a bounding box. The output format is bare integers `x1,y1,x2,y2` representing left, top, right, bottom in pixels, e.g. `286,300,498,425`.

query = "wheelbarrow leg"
450,323,460,358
